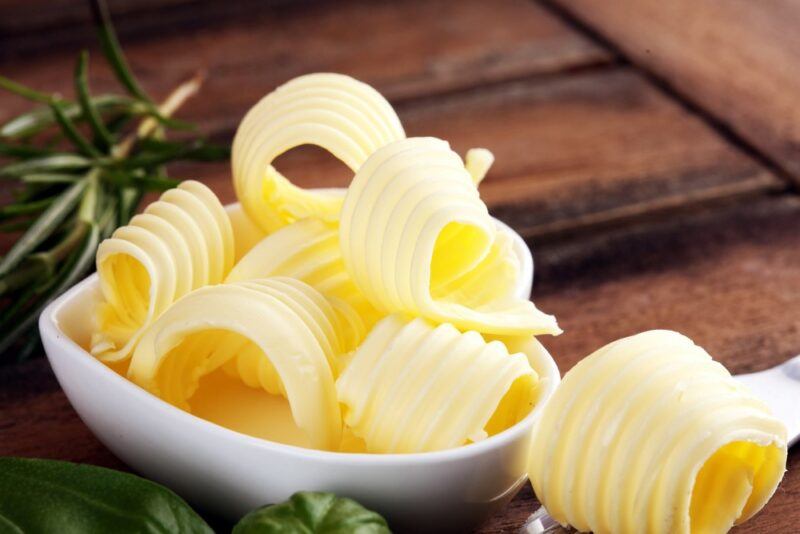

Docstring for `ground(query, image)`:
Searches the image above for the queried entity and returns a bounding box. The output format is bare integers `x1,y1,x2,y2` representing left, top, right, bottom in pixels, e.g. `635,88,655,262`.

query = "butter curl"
226,217,379,351
339,137,560,335
231,73,405,233
529,330,787,534
337,315,540,453
92,180,234,362
128,277,344,451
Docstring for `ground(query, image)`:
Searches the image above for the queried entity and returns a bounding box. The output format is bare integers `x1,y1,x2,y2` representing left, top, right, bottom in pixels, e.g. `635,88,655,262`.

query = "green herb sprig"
0,0,229,363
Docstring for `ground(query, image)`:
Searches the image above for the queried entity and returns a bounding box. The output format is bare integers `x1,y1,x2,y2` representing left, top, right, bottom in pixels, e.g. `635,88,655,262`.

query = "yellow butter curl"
232,73,406,233
339,137,560,335
128,277,344,450
336,314,540,453
529,330,787,534
92,181,234,362
226,217,379,351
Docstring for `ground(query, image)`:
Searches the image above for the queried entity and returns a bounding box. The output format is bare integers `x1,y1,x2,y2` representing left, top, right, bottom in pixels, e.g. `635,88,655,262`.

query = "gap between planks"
536,0,800,194
518,173,786,242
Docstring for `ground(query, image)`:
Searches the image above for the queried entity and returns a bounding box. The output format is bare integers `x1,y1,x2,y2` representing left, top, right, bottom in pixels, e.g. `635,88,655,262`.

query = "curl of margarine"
339,137,560,335
128,277,344,450
225,217,380,351
91,181,234,362
222,218,378,390
231,73,405,233
336,315,540,453
528,330,787,534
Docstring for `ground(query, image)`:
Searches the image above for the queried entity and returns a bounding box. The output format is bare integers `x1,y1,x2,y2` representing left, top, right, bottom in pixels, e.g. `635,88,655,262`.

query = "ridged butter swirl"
92,181,234,362
339,137,560,335
337,314,542,453
528,330,787,534
231,72,405,233
128,277,345,451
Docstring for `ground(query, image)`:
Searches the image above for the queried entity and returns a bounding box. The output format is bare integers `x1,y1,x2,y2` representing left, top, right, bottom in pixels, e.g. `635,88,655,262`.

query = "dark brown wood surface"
1,1,799,532
548,0,800,185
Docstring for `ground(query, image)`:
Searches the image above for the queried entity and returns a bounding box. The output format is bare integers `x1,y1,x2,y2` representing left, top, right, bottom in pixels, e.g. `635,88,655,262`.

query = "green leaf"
49,99,101,157
0,178,86,278
104,111,134,135
233,492,391,534
149,113,197,131
0,197,53,218
21,173,81,184
137,175,181,192
97,195,119,238
0,141,54,158
89,0,150,102
117,139,229,169
75,51,114,150
0,75,52,103
118,185,144,226
0,457,213,534
0,222,98,356
138,138,230,162
0,154,90,177
0,95,134,139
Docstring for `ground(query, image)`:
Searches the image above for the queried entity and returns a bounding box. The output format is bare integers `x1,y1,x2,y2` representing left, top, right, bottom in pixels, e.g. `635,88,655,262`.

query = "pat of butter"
339,137,560,336
231,73,406,234
128,277,345,451
528,330,787,534
337,314,539,453
92,180,234,363
226,217,380,351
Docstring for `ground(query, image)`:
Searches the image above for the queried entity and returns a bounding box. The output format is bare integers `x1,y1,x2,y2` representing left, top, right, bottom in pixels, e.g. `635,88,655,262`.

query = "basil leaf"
0,458,213,534
233,492,391,534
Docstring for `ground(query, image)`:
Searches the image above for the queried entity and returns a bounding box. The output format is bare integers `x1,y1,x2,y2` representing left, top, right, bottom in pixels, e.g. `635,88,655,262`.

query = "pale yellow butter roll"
337,314,540,453
92,180,234,362
232,73,405,233
339,137,560,335
225,217,380,351
128,277,343,451
529,330,787,534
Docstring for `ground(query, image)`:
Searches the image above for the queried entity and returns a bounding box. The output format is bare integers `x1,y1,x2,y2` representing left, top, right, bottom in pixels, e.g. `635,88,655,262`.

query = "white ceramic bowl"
39,203,559,533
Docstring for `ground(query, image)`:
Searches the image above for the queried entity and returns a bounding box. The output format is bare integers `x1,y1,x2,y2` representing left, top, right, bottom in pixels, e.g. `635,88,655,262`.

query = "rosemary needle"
0,0,230,363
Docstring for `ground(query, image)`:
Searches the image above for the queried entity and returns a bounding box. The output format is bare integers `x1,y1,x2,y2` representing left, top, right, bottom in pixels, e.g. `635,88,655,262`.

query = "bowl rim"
39,210,558,466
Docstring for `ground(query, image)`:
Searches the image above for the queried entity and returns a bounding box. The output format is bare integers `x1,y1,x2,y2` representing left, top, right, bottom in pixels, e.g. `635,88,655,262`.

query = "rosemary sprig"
0,0,229,363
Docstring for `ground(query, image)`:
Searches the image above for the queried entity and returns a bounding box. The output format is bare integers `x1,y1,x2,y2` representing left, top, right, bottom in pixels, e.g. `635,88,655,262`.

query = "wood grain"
546,0,800,186
0,1,324,62
2,0,775,238
0,0,610,128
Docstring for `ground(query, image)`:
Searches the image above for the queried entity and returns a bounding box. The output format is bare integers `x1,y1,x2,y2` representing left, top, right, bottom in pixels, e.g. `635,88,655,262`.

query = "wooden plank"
535,195,800,379
547,0,800,186
0,0,610,126
0,1,316,62
3,197,799,532
169,68,782,240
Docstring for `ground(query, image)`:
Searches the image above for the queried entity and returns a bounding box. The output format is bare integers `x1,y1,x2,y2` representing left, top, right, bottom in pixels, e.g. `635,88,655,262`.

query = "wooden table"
1,1,798,531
